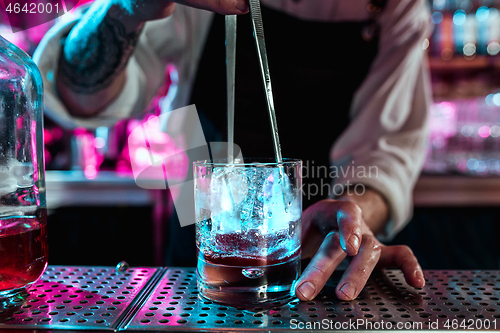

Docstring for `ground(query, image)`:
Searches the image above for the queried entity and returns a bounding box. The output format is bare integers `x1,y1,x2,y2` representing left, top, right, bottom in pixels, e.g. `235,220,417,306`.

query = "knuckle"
336,201,362,229
325,231,340,244
398,251,418,267
363,234,379,250
323,232,342,258
396,245,414,256
351,265,370,282
341,200,362,215
309,262,331,283
360,235,382,263
400,257,416,269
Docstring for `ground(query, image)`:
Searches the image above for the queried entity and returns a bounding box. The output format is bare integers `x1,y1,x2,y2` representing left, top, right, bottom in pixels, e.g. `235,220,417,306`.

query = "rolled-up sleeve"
33,5,212,129
331,0,432,241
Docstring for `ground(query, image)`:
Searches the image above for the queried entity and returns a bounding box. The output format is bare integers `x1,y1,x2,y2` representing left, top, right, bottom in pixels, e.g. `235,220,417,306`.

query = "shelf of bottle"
413,174,500,207
45,170,154,209
44,170,500,209
428,55,500,72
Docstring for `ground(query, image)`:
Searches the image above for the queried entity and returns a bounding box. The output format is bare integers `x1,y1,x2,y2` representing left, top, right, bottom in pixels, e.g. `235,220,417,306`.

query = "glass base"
0,287,29,307
198,286,296,306
196,251,301,306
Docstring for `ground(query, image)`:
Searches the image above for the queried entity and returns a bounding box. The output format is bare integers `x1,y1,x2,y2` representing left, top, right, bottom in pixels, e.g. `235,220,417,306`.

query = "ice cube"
239,167,273,230
262,168,300,232
0,159,24,196
210,166,248,233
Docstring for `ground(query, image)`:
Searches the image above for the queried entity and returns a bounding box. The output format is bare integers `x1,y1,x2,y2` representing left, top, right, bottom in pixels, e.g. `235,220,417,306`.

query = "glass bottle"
0,34,47,300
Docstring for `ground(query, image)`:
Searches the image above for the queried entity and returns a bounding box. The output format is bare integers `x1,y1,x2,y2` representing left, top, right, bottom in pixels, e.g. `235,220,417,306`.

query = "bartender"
34,0,430,301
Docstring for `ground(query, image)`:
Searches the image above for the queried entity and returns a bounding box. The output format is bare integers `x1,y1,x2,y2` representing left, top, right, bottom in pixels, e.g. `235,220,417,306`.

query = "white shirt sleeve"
33,5,212,129
330,0,432,241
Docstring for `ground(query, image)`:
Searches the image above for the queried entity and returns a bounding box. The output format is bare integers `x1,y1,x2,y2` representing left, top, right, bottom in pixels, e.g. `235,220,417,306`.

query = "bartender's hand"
295,194,425,301
166,0,249,16
116,0,248,22
57,0,249,116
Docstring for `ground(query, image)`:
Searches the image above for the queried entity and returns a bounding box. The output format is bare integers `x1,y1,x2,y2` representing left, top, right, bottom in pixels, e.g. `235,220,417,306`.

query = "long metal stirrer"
248,0,283,164
224,15,237,209
225,15,237,164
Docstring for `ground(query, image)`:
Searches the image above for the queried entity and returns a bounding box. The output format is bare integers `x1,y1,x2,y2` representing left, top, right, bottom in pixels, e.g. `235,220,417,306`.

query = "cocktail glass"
194,158,302,304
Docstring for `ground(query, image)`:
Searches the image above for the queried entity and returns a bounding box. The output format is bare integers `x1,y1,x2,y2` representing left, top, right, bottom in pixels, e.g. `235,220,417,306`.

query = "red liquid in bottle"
0,210,48,293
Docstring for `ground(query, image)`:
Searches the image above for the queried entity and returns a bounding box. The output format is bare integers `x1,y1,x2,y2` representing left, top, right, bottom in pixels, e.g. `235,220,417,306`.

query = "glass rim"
193,158,302,167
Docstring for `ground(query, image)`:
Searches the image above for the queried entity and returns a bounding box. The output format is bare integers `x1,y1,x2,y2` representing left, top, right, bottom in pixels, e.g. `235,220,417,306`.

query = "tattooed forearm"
59,14,143,95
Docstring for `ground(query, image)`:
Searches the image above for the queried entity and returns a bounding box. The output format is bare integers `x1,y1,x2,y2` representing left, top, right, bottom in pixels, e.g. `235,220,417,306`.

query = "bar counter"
0,266,499,332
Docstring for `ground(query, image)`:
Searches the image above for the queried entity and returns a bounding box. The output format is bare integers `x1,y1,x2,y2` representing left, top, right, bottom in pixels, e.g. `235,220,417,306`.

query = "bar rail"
1,266,499,332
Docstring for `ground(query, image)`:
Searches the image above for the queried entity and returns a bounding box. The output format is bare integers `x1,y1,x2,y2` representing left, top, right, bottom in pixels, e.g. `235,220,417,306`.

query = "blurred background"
1,0,500,269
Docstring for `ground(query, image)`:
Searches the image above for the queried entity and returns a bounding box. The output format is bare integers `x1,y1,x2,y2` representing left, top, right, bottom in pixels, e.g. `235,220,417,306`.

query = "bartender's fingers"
335,235,381,301
300,199,334,259
335,201,362,256
376,245,426,289
295,232,346,301
173,0,249,14
302,199,362,257
300,226,324,259
300,204,323,259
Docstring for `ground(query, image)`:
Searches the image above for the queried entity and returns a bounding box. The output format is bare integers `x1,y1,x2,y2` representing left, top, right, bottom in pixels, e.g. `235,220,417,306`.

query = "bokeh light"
491,125,500,137
487,42,500,56
461,125,474,137
476,6,490,22
476,160,487,172
93,137,106,149
422,38,430,50
432,11,444,24
463,43,476,57
433,0,446,10
478,126,491,138
467,158,479,171
492,93,500,106
485,94,495,107
453,10,467,25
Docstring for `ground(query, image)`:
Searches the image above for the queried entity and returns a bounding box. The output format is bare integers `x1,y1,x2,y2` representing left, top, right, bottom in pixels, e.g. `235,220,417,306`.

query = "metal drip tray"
126,268,500,331
0,266,161,330
1,267,500,331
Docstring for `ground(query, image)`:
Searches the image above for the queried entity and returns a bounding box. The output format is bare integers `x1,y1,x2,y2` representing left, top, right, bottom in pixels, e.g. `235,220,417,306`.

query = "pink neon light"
93,137,106,149
478,126,491,138
84,165,97,179
43,128,53,144
127,116,188,183
74,128,103,180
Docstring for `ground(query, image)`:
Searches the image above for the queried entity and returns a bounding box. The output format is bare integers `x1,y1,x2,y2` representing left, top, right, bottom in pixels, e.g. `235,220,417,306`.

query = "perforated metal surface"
2,267,500,331
125,268,500,331
0,266,160,330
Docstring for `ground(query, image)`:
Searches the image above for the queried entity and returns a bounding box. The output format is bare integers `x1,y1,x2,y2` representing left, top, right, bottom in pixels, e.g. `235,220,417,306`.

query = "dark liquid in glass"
197,230,300,304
